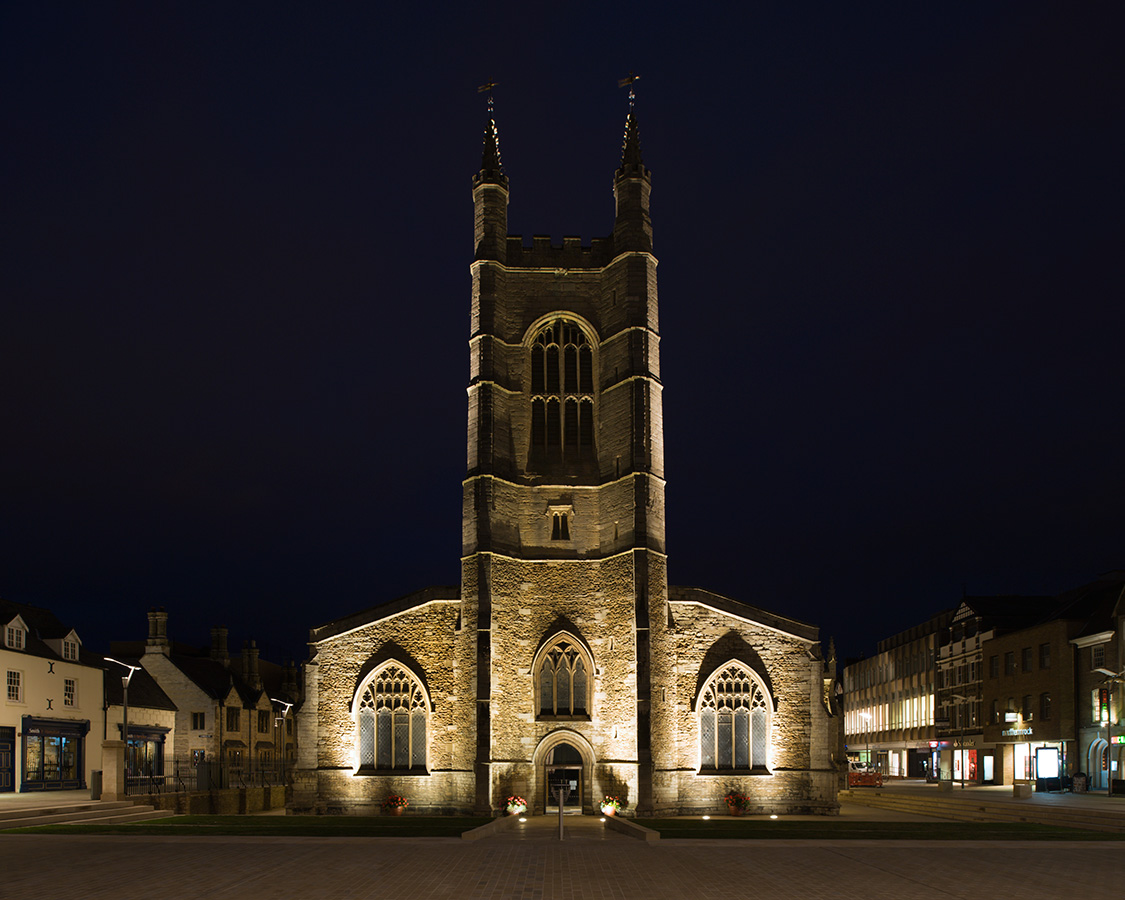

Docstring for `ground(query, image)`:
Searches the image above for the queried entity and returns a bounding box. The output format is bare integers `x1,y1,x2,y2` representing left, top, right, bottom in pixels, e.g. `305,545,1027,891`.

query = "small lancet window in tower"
548,505,572,541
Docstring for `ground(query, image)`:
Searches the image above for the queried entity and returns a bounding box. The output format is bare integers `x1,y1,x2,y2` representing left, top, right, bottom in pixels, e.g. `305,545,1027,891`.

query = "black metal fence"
125,761,289,796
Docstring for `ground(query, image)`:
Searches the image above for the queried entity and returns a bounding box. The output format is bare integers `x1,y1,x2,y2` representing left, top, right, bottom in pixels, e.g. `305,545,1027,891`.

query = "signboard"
934,718,951,728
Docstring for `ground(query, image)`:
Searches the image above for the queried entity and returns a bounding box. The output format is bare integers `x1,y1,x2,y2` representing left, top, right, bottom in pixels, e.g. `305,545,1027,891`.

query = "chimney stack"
211,626,229,666
145,608,169,656
242,640,261,691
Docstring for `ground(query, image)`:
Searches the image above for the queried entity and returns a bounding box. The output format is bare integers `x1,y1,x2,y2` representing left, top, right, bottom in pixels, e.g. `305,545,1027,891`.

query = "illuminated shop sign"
1001,727,1032,736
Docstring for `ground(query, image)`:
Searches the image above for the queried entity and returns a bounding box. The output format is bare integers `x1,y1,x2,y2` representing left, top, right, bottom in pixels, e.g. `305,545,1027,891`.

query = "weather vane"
477,80,499,109
617,72,640,108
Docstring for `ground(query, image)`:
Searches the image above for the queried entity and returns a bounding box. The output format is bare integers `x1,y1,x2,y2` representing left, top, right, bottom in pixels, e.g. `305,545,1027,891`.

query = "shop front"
21,716,89,791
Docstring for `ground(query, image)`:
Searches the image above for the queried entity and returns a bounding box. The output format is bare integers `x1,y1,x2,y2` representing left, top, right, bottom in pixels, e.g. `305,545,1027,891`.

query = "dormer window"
5,624,25,651
63,640,78,661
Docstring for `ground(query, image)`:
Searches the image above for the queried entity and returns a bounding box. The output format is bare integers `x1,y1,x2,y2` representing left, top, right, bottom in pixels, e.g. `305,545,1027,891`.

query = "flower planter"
726,804,744,817
600,805,617,817
506,805,526,816
390,806,404,816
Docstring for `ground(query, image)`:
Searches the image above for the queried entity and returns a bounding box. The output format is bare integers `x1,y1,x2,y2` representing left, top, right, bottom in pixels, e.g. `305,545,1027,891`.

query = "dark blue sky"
2,3,1122,665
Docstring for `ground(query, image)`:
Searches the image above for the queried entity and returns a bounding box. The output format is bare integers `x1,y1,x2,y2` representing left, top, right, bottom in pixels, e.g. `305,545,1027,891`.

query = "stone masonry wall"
304,598,475,813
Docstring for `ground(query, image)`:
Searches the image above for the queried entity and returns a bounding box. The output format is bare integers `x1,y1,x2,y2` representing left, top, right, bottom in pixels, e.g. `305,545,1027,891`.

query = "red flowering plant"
381,794,409,811
600,795,624,812
504,795,527,814
723,790,750,812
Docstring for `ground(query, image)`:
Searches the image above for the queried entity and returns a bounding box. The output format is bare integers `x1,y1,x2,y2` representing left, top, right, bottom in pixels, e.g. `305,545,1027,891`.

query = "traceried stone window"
529,319,595,464
356,664,428,772
697,664,772,772
536,636,590,718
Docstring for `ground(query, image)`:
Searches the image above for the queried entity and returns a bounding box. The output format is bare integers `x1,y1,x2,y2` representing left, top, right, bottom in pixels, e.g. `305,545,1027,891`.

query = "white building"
2,598,105,793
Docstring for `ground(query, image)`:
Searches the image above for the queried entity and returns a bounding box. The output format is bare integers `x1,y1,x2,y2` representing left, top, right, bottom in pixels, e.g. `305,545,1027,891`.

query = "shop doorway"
545,741,583,813
0,726,14,792
1088,739,1110,790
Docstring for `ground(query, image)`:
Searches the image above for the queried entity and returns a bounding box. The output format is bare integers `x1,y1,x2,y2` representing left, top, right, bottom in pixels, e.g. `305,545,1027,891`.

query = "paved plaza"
3,813,1124,900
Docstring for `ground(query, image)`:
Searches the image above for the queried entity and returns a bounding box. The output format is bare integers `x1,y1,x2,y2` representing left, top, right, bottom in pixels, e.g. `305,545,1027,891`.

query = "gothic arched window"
535,636,592,718
530,319,595,464
355,663,428,772
697,663,771,772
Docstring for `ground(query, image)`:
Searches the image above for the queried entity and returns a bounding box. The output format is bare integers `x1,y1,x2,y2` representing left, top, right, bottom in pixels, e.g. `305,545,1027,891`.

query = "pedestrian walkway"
3,824,1123,900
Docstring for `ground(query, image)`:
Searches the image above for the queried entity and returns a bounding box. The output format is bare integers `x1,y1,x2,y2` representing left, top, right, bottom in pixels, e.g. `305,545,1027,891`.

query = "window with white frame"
1093,644,1106,670
536,636,590,717
63,678,76,707
63,640,78,661
697,663,772,771
6,670,21,702
5,625,24,651
356,664,428,771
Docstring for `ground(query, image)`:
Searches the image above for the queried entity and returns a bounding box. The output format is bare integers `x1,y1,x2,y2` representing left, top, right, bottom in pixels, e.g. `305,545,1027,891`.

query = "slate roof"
0,597,102,669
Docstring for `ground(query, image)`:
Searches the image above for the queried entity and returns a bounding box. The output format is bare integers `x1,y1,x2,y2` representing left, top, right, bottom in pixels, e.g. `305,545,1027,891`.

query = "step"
842,790,1125,833
0,801,133,824
78,807,175,825
0,804,173,828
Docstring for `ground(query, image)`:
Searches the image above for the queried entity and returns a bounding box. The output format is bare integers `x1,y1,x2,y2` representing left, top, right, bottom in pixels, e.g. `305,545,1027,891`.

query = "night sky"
3,4,1122,667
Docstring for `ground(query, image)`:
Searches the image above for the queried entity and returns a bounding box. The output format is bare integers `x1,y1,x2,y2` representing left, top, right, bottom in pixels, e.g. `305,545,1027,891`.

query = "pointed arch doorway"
545,742,583,814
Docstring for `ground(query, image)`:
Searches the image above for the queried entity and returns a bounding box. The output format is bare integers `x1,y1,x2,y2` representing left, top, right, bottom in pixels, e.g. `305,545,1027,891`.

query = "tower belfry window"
530,319,595,464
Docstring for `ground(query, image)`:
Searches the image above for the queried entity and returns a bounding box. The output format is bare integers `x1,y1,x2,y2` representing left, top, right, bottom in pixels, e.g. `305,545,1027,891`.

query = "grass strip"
1,815,492,838
643,819,1125,840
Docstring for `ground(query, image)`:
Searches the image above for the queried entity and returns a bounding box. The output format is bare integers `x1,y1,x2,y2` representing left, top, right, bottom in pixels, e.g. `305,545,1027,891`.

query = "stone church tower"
292,98,841,817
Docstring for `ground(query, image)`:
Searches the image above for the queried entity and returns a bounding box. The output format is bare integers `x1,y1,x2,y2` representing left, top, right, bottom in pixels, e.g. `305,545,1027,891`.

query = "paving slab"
3,830,1124,900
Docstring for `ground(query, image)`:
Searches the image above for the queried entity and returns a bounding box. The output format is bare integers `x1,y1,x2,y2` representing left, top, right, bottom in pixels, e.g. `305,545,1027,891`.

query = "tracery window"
529,319,595,463
697,663,771,771
357,664,428,771
536,637,590,718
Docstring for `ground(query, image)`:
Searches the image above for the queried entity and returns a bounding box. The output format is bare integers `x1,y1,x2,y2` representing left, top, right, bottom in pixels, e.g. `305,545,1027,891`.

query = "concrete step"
841,790,1125,833
1,803,174,828
0,801,133,826
77,806,175,825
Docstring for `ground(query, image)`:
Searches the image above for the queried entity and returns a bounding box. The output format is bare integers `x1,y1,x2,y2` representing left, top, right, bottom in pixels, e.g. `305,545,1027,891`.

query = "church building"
292,97,842,816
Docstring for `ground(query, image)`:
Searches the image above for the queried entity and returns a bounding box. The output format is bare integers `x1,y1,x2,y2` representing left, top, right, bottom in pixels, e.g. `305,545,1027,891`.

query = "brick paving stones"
4,815,1124,900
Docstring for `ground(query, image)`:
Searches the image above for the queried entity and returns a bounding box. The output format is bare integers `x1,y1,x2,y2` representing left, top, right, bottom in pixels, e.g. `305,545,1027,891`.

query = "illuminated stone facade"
292,102,842,816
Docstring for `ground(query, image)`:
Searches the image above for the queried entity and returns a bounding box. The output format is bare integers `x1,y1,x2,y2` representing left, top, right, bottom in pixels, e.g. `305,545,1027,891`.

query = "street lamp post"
104,657,142,785
270,697,293,781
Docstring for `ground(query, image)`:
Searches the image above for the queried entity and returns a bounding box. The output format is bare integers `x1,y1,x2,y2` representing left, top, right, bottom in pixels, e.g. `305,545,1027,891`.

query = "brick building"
293,98,842,817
